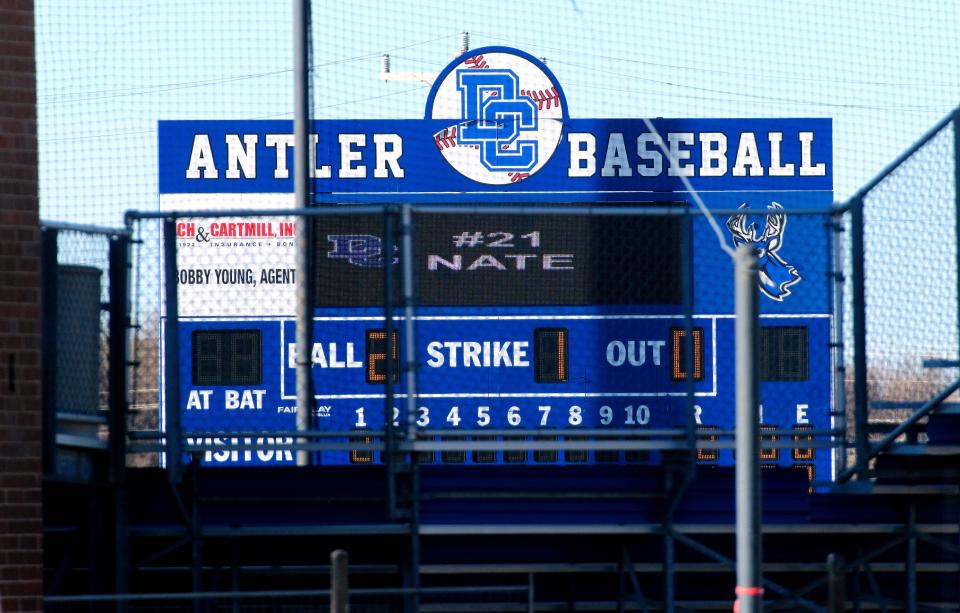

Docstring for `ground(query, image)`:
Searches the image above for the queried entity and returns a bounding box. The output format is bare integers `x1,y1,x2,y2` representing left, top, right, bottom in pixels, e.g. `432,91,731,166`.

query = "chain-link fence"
40,222,129,481
121,201,842,483
843,109,960,466
33,0,960,480
35,1,960,226
31,3,960,612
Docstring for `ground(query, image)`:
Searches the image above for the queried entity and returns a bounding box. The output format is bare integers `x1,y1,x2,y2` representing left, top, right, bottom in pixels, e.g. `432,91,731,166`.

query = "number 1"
520,231,540,247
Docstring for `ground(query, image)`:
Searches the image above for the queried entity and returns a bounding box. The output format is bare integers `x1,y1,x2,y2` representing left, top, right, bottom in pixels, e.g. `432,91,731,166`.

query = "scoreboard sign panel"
159,46,834,479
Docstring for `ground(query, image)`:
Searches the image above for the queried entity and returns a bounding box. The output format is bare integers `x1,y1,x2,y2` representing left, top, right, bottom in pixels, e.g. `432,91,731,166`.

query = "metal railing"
117,203,844,479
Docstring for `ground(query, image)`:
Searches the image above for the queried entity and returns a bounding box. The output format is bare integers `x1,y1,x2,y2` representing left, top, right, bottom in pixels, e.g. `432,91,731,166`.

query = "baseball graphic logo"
425,46,567,185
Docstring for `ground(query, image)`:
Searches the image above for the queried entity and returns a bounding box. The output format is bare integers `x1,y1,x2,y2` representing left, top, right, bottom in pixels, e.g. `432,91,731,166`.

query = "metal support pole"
830,214,848,478
407,458,421,613
682,209,696,457
400,204,418,443
527,572,535,613
954,112,960,366
163,219,183,483
663,511,675,613
906,504,917,613
735,245,762,613
400,204,420,613
108,234,131,605
384,209,398,518
668,207,691,613
190,458,203,613
108,234,131,484
663,468,680,613
852,562,862,613
617,551,625,613
231,540,241,613
850,197,869,477
827,553,846,613
40,227,58,478
331,549,349,613
293,0,313,466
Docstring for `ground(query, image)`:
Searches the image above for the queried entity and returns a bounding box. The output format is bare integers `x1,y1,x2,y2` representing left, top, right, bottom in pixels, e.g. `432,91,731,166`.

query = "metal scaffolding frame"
40,195,960,611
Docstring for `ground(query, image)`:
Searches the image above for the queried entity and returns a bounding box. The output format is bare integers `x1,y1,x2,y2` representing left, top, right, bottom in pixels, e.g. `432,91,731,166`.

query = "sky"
34,0,960,227
31,0,960,402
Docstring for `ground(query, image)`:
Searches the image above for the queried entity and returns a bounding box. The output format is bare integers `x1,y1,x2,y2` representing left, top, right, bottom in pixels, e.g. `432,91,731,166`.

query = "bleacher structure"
40,107,960,612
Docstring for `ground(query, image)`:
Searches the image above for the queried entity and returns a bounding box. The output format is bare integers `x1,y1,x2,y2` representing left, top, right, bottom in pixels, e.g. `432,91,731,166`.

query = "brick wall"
0,0,44,611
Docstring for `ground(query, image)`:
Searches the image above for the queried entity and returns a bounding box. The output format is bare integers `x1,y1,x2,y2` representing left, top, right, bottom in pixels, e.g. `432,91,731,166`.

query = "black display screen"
192,329,262,386
760,326,809,382
313,208,683,307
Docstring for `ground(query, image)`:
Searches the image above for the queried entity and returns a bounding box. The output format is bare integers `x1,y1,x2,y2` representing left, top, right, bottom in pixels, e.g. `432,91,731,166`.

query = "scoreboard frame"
156,47,834,480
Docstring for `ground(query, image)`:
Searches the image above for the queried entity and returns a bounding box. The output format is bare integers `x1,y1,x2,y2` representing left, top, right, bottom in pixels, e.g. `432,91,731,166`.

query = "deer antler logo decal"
726,202,801,301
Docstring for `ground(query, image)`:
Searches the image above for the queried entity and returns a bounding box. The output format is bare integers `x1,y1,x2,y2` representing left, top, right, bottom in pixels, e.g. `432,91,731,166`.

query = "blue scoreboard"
158,47,834,481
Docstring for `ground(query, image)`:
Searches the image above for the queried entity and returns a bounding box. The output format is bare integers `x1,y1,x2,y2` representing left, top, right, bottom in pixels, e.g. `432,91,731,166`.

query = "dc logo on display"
426,47,567,185
327,235,397,268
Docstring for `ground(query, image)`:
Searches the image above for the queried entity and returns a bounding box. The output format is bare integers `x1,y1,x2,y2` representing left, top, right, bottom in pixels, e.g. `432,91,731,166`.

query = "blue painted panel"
159,118,832,199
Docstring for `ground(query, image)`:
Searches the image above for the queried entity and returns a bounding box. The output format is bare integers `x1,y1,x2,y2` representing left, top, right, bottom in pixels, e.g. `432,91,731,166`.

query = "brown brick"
0,39,34,59
0,2,34,12
0,163,37,183
0,149,36,165
0,55,32,73
1,3,42,609
0,25,33,43
0,458,40,474
0,87,34,105
0,442,39,459
14,412,40,428
0,116,35,134
0,474,39,489
0,133,35,150
0,8,33,28
16,534,38,550
0,69,34,88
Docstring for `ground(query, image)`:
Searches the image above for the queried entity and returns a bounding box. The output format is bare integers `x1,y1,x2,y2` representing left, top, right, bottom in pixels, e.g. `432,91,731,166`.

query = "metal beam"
954,110,960,369
331,549,349,613
293,0,313,467
847,197,869,482
40,227,58,478
906,504,917,613
735,246,762,613
669,530,824,613
108,234,130,484
108,234,131,605
162,219,182,483
383,209,399,518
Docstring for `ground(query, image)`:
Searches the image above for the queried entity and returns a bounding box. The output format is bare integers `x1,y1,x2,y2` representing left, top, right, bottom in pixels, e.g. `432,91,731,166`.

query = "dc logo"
426,47,566,185
327,235,397,268
457,70,538,171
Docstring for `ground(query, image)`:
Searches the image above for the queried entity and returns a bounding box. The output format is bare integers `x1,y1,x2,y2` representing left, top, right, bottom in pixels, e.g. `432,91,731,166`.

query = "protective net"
855,119,959,439
33,4,960,611
33,1,960,475
36,1,960,223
